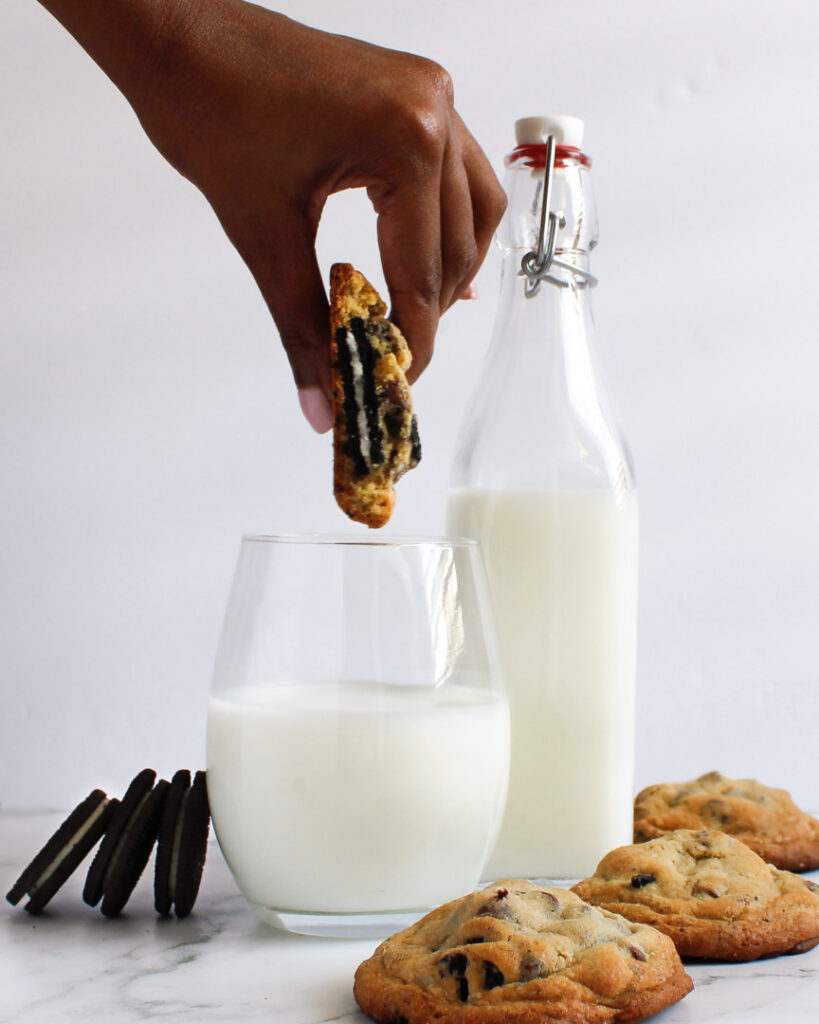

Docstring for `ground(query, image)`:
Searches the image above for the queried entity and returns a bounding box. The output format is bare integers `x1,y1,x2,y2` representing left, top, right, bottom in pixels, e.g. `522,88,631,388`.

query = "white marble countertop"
2,811,818,1023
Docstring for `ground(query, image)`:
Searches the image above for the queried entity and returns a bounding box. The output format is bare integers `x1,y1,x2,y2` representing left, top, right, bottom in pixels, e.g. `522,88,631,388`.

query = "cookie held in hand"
634,771,819,871
354,880,692,1024
573,829,819,961
330,263,421,528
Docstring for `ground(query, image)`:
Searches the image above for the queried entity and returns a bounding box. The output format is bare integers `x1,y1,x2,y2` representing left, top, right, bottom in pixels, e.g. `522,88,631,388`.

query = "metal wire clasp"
519,134,598,296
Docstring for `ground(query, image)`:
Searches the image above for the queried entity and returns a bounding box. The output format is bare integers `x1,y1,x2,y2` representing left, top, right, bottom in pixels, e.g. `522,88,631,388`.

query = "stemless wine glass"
206,534,509,938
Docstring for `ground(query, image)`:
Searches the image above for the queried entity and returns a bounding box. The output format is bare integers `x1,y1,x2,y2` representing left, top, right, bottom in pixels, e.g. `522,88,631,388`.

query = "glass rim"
240,532,480,549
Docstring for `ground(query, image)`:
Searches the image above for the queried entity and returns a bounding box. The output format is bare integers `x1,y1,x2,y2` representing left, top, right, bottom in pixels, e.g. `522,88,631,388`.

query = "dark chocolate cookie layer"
6,790,117,914
83,768,156,907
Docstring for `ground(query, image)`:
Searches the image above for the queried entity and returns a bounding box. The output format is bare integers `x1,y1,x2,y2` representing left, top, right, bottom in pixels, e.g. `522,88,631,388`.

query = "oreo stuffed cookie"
634,770,819,871
573,829,819,961
329,263,421,528
354,880,692,1024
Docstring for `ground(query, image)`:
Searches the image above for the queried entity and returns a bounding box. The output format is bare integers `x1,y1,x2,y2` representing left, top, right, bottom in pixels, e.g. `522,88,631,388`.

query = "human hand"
55,0,507,431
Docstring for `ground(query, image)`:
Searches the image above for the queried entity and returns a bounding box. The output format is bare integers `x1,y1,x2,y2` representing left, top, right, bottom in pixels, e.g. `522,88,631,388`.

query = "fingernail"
298,387,333,434
462,283,479,300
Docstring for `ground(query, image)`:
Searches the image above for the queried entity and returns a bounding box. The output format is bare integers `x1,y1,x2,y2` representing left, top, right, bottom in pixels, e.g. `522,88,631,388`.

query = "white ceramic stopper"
514,115,584,149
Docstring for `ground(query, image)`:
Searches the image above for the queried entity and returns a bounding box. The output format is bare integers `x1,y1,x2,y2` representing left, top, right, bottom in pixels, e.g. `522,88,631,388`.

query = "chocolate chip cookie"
354,880,692,1024
330,263,421,528
634,771,819,871
573,829,819,961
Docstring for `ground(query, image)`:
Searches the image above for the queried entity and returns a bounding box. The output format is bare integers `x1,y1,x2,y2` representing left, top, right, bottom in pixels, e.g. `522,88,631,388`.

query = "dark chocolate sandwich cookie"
83,768,156,907
173,771,210,918
6,789,117,914
100,778,169,917
155,770,210,918
154,769,190,917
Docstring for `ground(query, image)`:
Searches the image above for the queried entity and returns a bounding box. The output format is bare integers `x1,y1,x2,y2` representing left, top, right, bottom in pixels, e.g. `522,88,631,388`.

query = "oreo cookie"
83,768,156,908
154,770,210,918
8,768,208,919
6,789,117,914
101,778,169,917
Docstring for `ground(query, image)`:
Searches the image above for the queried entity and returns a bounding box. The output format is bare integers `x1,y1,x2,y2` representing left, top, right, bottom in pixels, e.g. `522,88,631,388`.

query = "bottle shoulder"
450,295,634,493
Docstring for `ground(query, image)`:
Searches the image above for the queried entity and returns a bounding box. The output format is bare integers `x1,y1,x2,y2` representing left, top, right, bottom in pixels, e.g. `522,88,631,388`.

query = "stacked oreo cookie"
6,769,209,918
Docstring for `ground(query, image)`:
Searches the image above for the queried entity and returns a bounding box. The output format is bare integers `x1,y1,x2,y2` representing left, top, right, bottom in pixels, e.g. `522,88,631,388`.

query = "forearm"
35,0,197,108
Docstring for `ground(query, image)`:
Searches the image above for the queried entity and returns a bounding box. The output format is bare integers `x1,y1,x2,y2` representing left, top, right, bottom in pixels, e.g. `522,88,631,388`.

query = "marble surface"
2,811,818,1023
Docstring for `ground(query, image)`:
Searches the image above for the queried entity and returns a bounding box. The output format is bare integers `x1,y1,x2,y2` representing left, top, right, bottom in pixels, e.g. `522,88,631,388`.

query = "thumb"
233,207,334,434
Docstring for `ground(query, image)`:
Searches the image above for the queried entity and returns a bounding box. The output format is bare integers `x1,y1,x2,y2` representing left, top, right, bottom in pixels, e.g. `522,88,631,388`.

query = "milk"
447,487,638,879
207,680,509,914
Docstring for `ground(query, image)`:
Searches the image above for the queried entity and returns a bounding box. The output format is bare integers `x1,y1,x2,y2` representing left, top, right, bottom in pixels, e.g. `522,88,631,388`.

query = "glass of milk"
206,534,509,938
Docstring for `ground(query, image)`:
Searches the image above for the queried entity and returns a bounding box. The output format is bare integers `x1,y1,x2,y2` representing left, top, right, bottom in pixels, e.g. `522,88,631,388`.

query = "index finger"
368,170,443,384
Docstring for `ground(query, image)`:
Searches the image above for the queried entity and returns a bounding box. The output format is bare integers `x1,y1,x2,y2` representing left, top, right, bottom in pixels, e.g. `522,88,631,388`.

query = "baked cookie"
573,829,819,961
354,880,692,1024
330,263,421,528
634,771,819,871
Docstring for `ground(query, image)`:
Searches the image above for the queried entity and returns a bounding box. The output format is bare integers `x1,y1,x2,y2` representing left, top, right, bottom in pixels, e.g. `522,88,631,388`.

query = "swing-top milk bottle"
447,115,638,879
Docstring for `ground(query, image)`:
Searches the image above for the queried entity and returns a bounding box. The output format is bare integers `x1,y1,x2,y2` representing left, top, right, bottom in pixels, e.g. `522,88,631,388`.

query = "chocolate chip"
495,888,509,899
539,891,560,911
443,953,467,977
483,961,504,989
630,873,656,889
383,409,405,439
409,415,422,467
457,977,469,1002
701,799,732,826
380,379,410,411
477,900,517,922
629,946,648,961
520,954,542,981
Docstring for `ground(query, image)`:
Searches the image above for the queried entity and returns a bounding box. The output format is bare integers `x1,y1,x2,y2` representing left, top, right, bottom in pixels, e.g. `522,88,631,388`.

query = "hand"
39,0,507,431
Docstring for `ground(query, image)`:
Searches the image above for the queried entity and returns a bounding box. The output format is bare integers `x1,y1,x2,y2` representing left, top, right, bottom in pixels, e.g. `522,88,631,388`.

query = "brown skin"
35,0,506,429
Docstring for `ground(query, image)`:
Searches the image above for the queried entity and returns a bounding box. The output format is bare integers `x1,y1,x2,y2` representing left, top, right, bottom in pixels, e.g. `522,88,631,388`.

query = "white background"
1,0,817,811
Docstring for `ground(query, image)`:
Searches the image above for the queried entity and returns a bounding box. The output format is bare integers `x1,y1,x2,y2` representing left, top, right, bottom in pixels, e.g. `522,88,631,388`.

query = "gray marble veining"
2,812,818,1023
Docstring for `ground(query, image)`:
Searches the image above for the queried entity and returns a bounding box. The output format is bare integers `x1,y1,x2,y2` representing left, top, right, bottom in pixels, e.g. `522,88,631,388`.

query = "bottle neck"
498,145,598,295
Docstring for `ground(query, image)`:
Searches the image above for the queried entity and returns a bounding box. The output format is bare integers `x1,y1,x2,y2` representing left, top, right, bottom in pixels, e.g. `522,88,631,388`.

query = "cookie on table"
330,263,421,528
573,829,819,961
634,770,819,871
83,768,157,908
354,879,692,1024
154,769,210,919
5,789,118,914
100,778,169,917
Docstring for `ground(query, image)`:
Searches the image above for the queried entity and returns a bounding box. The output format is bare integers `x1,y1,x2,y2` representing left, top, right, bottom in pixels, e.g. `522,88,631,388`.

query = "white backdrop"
2,0,818,811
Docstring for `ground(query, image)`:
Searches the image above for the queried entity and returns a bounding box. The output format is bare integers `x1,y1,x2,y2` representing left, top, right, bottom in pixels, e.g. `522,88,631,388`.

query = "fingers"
369,166,444,384
438,139,478,312
371,115,506,382
457,116,507,284
229,203,334,433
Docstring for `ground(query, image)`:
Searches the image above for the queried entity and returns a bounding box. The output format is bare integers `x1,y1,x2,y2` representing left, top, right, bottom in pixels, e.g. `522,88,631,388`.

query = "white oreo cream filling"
169,789,189,902
345,329,371,465
31,799,109,895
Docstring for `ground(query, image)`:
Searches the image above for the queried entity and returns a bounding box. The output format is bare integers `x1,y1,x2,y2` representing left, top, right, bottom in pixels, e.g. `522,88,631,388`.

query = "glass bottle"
447,115,638,880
